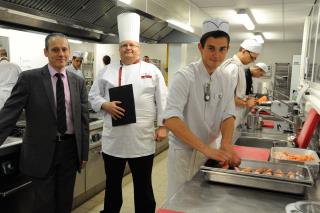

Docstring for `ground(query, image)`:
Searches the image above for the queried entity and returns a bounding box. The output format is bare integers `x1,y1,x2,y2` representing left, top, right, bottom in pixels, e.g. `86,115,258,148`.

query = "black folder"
109,84,136,126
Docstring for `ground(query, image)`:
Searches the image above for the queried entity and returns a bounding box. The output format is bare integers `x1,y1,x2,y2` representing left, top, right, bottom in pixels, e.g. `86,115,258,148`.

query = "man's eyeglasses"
246,51,256,62
120,43,139,49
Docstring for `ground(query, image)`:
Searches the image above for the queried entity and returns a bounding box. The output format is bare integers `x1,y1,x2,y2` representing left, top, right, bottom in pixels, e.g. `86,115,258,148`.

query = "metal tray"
200,159,313,194
270,147,320,165
270,147,320,178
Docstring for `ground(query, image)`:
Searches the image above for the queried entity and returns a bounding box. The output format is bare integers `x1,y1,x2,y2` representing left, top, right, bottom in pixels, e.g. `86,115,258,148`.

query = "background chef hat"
72,51,83,58
240,38,263,54
202,18,229,35
255,62,269,73
117,12,140,43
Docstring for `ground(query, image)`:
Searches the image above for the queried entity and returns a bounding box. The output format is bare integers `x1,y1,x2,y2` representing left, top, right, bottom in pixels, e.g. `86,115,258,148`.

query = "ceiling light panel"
237,9,255,30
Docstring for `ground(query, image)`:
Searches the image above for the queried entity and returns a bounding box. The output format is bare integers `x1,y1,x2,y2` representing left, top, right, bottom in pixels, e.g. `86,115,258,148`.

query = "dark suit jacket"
0,65,89,178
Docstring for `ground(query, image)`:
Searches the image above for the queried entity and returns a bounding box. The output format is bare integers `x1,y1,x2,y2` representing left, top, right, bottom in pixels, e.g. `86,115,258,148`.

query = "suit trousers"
30,137,78,213
101,153,155,213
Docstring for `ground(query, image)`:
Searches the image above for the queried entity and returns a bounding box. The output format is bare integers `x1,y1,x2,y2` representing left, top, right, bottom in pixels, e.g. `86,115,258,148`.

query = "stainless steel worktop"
0,119,103,150
89,119,103,131
161,172,320,213
0,137,23,149
162,119,320,213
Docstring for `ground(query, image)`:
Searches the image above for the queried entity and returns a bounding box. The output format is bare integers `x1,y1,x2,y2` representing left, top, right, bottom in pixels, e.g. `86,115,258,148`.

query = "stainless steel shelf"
273,63,291,100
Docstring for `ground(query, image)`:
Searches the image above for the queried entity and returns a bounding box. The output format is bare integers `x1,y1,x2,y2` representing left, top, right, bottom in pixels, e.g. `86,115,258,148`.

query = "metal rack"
150,58,161,70
149,58,168,84
66,61,94,91
82,62,94,91
273,63,291,100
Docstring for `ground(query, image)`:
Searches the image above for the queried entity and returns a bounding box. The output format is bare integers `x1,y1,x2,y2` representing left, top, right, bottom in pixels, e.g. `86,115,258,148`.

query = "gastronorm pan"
270,147,320,178
200,159,313,194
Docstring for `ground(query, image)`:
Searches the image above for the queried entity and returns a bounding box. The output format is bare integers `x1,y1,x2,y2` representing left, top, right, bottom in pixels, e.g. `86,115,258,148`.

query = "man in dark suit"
0,33,89,213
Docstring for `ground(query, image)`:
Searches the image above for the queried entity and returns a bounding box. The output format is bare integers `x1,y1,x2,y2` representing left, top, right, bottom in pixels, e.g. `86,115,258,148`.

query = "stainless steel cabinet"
86,146,106,190
73,144,105,208
273,63,291,100
73,169,85,197
73,134,169,208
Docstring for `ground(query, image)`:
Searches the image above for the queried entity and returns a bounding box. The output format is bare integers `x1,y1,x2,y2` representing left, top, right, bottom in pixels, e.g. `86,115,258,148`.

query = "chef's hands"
203,147,232,163
154,126,167,142
203,145,241,169
220,144,241,168
246,97,256,108
101,101,125,119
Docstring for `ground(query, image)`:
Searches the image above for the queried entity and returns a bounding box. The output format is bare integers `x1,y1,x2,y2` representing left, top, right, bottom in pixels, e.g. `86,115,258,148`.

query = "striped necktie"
55,73,67,134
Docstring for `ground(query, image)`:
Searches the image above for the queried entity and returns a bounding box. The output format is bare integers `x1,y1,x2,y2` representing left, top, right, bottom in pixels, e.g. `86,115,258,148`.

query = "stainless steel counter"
0,137,22,149
0,137,23,157
0,119,103,151
89,119,103,131
161,172,320,213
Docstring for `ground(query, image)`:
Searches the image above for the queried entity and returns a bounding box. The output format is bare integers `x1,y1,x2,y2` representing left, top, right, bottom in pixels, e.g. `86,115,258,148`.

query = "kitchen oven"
0,137,33,213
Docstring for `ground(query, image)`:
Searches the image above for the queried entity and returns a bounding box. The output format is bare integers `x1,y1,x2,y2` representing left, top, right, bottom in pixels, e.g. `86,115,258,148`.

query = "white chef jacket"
0,59,22,109
163,59,235,198
89,61,167,158
97,65,108,79
163,59,235,150
220,55,247,128
66,64,84,79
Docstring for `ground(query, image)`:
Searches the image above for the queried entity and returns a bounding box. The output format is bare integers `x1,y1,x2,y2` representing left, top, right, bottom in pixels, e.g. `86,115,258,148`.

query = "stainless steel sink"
239,120,290,135
259,114,284,121
234,135,290,148
239,132,290,139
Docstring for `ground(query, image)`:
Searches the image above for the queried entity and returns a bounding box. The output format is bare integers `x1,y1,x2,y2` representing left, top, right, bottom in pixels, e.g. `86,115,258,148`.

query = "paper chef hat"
255,62,269,73
202,18,229,35
72,51,83,58
117,13,140,43
240,39,263,54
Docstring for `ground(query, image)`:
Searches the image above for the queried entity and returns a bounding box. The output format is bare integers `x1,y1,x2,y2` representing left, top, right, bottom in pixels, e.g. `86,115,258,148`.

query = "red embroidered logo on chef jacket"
141,74,152,79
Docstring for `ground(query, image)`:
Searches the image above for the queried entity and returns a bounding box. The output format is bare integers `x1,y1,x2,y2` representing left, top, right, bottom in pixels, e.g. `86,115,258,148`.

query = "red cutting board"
262,120,275,128
156,209,184,213
296,108,320,148
233,145,270,161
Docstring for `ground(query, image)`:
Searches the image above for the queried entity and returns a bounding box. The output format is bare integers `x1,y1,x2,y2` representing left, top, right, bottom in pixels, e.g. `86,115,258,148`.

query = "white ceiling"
190,0,315,42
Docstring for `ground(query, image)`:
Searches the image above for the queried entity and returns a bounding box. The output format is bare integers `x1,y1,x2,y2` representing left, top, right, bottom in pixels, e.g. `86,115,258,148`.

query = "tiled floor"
72,149,168,213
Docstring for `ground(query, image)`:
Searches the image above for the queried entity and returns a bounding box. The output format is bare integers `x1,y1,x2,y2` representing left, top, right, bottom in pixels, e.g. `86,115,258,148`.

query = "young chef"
88,12,167,213
245,62,269,95
163,18,240,198
221,38,263,128
66,51,84,78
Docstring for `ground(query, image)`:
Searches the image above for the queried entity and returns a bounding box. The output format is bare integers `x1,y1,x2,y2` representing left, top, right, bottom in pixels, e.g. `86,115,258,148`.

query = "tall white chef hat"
240,38,263,54
72,51,83,58
255,62,269,73
202,18,229,35
117,12,140,43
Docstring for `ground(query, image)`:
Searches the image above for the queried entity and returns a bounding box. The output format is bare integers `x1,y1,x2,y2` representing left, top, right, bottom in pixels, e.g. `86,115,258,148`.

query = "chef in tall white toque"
88,12,167,213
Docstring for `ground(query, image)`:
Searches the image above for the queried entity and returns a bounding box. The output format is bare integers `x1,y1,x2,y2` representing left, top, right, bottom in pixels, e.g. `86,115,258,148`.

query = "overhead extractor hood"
0,0,195,43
